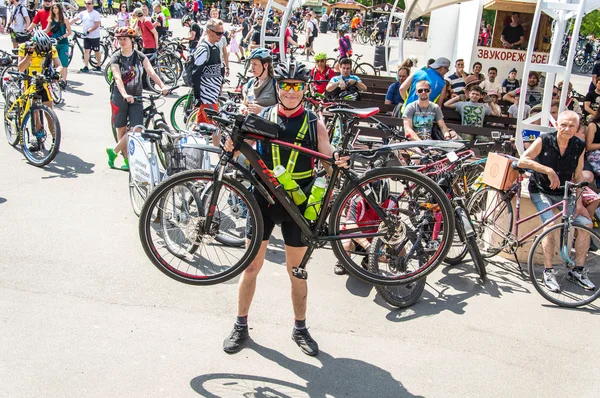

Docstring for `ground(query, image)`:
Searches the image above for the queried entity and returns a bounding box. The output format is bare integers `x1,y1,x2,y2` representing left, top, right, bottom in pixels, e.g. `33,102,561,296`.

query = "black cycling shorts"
245,190,308,248
83,37,100,52
306,36,314,47
110,93,143,129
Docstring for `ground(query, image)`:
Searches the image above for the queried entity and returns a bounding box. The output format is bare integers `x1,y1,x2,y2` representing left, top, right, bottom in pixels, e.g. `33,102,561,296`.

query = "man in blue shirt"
400,57,450,113
325,58,367,97
385,66,409,106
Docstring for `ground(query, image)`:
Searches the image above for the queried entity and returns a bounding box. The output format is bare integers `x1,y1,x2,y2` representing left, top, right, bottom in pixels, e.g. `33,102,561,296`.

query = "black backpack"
312,20,318,38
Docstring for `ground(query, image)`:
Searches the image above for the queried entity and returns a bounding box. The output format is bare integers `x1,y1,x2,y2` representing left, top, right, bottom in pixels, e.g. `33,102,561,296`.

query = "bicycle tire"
574,54,584,66
138,169,264,285
4,86,20,147
103,61,111,85
368,237,426,308
146,65,177,94
581,62,593,74
329,167,455,286
353,62,376,75
151,120,171,169
20,104,61,167
444,216,468,265
89,43,108,68
467,186,513,258
466,235,487,278
50,81,63,105
326,57,338,70
129,172,146,217
528,223,600,308
170,93,194,131
159,53,183,80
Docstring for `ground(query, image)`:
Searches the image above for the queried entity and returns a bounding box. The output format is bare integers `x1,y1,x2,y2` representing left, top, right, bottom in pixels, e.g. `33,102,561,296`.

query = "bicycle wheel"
368,237,426,307
129,172,147,217
463,161,485,200
574,54,584,66
466,235,486,278
150,120,172,169
326,57,338,70
170,93,195,131
50,80,63,104
21,104,61,167
467,186,513,258
146,65,177,94
4,86,20,147
354,62,376,75
103,61,111,85
186,108,199,129
139,169,263,285
528,223,600,307
581,62,593,74
159,53,183,80
89,44,107,68
329,167,455,286
444,215,468,265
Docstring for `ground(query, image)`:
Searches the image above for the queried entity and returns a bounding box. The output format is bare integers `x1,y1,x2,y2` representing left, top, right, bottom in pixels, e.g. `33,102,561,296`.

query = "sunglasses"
209,28,224,36
85,2,93,4
278,82,306,92
417,88,431,93
316,59,326,63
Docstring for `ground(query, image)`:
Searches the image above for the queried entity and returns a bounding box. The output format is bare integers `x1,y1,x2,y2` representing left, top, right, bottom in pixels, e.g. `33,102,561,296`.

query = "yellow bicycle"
4,71,61,166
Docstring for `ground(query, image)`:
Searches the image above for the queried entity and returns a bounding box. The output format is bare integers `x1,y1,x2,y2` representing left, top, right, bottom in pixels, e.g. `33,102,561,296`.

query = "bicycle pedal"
292,267,308,280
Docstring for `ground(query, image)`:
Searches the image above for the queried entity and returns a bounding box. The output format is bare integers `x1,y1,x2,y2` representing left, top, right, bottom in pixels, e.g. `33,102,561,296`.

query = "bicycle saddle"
141,129,163,142
327,107,379,119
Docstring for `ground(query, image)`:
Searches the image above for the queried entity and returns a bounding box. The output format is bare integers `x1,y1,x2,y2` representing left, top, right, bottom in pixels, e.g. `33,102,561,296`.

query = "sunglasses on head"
209,28,224,36
417,88,430,93
278,82,306,92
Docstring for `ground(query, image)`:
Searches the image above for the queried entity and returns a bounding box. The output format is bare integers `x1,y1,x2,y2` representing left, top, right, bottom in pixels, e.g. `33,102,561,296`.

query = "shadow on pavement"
383,260,533,322
42,152,95,179
66,86,93,97
0,197,6,204
190,341,422,398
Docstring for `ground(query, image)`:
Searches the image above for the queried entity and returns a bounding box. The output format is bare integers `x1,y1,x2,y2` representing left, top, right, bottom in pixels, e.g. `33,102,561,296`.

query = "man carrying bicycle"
221,59,349,356
518,110,595,292
17,30,61,151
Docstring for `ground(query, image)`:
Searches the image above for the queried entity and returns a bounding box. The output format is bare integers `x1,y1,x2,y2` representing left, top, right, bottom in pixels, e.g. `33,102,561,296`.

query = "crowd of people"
3,0,599,357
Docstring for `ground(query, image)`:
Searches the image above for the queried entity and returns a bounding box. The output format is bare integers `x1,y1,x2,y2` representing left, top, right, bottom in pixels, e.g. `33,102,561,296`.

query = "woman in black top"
106,26,170,170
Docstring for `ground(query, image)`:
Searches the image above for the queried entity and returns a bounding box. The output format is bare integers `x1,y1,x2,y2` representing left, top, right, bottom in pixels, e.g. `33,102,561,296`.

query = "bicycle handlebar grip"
203,108,219,117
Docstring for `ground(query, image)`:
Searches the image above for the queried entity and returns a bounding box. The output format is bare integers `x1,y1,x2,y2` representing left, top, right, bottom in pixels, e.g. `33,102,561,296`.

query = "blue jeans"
529,191,592,226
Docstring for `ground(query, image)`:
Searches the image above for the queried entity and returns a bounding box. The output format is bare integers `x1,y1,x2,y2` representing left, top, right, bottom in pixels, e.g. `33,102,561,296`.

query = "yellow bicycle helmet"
314,52,327,62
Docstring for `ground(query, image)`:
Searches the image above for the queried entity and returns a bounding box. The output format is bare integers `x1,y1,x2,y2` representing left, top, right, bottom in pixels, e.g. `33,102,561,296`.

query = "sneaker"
80,66,89,73
292,327,319,356
334,262,347,275
544,268,561,293
27,141,40,152
568,267,596,290
223,324,249,354
59,80,67,89
120,157,129,171
93,66,102,72
106,148,117,168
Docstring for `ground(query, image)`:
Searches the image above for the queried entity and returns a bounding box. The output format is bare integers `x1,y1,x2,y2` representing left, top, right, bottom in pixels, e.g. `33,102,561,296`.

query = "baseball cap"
430,57,450,69
487,89,499,97
152,1,160,7
509,68,517,73
132,7,143,17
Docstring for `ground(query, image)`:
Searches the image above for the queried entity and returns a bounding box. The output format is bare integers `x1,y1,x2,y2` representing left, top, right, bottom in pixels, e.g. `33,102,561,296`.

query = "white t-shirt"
480,79,501,93
77,10,102,39
10,5,28,32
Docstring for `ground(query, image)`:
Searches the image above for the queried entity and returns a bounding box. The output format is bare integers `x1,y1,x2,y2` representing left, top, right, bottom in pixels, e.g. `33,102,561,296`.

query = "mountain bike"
67,31,108,68
138,106,456,286
326,52,378,76
467,155,600,307
3,71,61,166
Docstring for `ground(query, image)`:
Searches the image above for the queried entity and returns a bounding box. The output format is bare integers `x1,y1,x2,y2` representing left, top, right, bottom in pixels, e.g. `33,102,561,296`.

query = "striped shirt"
193,41,222,104
447,72,466,94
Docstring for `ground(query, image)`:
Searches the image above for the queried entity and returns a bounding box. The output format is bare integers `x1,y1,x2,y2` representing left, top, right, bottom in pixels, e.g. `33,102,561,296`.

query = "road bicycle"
467,155,600,307
138,106,457,286
3,71,61,166
67,31,108,68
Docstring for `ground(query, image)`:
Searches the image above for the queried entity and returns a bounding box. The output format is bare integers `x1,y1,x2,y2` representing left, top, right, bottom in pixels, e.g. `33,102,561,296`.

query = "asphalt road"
0,18,598,398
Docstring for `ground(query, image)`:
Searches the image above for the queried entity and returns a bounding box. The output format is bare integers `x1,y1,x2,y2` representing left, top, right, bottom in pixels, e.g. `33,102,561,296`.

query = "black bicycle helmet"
182,14,192,25
32,30,52,53
273,58,310,82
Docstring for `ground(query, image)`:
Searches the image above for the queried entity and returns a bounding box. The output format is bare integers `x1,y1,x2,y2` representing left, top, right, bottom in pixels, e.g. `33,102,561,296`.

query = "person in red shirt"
271,25,298,58
133,6,158,54
28,0,53,33
310,52,335,95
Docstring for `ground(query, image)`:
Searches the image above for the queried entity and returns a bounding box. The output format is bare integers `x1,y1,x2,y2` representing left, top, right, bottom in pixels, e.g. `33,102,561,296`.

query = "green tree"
580,10,600,37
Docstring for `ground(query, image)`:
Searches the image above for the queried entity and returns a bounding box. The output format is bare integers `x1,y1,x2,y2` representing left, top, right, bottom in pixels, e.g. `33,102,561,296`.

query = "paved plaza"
0,18,598,397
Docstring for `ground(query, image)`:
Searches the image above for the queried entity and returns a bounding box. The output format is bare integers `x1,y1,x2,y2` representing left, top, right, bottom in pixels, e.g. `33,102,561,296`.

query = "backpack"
15,5,34,25
343,36,352,56
311,20,318,38
182,52,195,87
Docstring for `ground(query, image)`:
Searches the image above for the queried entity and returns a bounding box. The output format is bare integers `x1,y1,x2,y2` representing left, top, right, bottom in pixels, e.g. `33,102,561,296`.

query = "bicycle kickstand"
291,245,315,280
513,253,523,273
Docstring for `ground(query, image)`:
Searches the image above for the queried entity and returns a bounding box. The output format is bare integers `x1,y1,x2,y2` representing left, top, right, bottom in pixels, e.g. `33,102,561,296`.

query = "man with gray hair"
192,18,224,126
517,110,596,293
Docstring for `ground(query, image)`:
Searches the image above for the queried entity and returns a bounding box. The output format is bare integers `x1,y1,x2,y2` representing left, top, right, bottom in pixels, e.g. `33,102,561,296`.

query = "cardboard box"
482,152,519,190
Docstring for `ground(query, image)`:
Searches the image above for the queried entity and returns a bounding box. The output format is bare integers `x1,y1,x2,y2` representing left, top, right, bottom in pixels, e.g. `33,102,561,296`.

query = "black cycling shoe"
334,262,347,275
223,324,249,354
27,141,40,152
59,80,67,89
292,327,319,356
